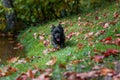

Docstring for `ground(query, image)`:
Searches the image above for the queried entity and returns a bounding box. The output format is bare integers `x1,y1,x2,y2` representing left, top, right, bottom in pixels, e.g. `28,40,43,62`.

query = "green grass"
1,2,120,80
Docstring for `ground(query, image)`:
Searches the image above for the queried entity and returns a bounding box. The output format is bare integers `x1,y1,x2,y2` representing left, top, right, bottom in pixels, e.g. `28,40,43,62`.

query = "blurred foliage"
0,0,115,28
0,0,5,30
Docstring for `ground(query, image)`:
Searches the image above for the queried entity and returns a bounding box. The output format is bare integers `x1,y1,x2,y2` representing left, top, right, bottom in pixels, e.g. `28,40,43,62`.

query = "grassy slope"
1,2,120,80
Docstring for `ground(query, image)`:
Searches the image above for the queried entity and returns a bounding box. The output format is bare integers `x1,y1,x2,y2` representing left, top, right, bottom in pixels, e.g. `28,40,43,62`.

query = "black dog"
51,24,65,48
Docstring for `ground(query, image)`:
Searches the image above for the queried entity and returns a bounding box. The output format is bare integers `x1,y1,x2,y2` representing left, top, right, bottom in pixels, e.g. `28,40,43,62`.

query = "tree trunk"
2,0,17,32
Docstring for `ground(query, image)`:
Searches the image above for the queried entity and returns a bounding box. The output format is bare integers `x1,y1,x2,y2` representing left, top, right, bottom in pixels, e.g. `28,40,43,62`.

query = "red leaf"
102,49,119,57
95,16,99,20
104,37,112,41
100,37,112,43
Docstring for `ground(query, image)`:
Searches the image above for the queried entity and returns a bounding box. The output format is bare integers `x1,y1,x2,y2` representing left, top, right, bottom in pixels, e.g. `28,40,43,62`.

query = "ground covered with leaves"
0,2,120,80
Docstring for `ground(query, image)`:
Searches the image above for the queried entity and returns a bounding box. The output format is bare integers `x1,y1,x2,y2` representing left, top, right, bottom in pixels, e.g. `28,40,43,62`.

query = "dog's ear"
51,24,55,32
58,24,64,32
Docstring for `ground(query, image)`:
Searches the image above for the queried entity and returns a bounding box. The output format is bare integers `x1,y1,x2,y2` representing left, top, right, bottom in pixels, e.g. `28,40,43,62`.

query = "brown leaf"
84,32,94,40
98,68,115,76
33,73,50,80
113,12,119,19
114,38,120,46
92,65,102,70
43,40,50,47
103,23,110,28
115,34,120,37
39,35,45,41
27,69,34,78
70,60,81,65
7,57,19,63
113,73,120,80
17,59,27,64
46,57,57,66
77,71,98,79
43,48,57,55
59,63,66,68
33,68,52,80
109,20,117,25
64,71,98,80
66,32,77,39
2,66,18,77
77,43,84,49
16,73,28,80
95,16,100,20
64,72,76,80
91,55,104,63
27,69,39,78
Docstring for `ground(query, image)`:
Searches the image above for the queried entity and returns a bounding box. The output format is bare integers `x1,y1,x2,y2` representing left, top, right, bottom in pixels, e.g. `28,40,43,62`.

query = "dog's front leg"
52,41,58,48
60,43,65,48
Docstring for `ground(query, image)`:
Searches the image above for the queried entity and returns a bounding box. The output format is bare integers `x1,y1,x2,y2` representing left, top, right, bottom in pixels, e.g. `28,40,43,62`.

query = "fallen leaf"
70,60,81,65
91,55,104,63
16,73,28,80
0,66,18,77
59,63,66,68
77,71,98,79
33,72,51,80
95,16,100,20
92,65,102,70
109,21,117,25
114,38,120,46
78,17,81,21
103,23,110,28
77,43,84,49
113,73,120,80
43,48,57,55
102,49,119,57
98,68,115,76
16,68,52,80
39,35,45,41
64,71,98,80
33,33,38,39
66,32,78,39
100,37,112,44
95,30,105,37
7,57,19,63
27,69,39,78
113,12,119,19
84,32,94,40
46,57,57,66
43,40,50,47
115,34,120,37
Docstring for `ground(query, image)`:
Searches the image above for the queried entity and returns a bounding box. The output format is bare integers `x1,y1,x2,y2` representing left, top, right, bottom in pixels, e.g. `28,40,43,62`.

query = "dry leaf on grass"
46,57,57,66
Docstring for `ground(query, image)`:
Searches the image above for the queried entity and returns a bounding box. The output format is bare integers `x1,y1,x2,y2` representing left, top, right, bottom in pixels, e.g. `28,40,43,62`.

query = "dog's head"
51,24,64,42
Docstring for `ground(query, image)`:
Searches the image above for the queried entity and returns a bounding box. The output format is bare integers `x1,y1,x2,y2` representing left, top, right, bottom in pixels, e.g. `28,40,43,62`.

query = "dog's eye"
55,31,60,33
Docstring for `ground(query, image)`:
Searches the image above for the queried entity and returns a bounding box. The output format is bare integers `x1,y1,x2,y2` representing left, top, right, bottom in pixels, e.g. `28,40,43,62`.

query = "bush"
0,0,116,26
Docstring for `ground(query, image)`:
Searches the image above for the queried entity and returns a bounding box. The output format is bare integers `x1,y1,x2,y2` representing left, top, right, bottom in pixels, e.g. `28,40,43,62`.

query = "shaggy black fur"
51,24,65,48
